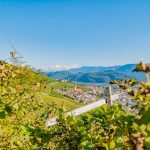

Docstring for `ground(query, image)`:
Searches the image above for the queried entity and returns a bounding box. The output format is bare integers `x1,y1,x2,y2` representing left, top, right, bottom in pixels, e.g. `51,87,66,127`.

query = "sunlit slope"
26,70,84,109
41,82,85,110
1,61,83,110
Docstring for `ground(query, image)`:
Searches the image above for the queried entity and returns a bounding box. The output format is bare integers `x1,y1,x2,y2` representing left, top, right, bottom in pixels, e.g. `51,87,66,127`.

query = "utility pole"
5,41,25,65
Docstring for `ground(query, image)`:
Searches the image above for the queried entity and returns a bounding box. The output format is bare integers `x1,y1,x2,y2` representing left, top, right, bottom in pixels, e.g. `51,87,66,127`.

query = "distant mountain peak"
45,64,147,83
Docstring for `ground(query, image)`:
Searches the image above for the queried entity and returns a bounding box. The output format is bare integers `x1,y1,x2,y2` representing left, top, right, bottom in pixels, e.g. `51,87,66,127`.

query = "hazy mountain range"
45,64,147,83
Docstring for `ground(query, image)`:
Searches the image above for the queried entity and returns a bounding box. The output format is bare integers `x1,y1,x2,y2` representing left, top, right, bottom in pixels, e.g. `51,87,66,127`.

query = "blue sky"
0,0,150,70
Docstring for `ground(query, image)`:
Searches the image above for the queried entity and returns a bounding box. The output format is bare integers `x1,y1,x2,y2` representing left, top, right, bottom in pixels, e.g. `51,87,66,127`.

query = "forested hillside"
47,70,128,83
46,64,147,82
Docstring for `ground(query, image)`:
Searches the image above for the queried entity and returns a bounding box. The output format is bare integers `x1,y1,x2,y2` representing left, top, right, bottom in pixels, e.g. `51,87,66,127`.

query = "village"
55,83,125,102
54,83,139,114
55,85,104,103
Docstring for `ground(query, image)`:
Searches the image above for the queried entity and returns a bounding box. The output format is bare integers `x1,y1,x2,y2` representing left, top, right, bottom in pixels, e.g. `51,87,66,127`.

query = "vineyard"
0,60,150,149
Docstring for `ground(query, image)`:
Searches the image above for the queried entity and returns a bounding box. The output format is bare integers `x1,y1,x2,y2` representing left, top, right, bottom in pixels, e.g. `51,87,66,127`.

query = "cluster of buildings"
55,85,105,103
116,91,139,114
55,83,139,114
110,86,139,114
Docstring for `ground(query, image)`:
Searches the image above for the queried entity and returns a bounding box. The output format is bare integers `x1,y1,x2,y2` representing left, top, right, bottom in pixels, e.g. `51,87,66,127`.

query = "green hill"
2,61,149,149
0,61,83,149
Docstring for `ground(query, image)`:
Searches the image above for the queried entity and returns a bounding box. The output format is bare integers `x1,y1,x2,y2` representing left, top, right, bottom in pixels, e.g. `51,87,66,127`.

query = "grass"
35,81,85,111
40,93,83,111
38,81,86,110
46,81,87,91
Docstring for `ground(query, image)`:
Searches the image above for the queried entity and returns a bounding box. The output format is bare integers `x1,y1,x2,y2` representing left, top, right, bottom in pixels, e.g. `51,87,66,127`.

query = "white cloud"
40,64,80,72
